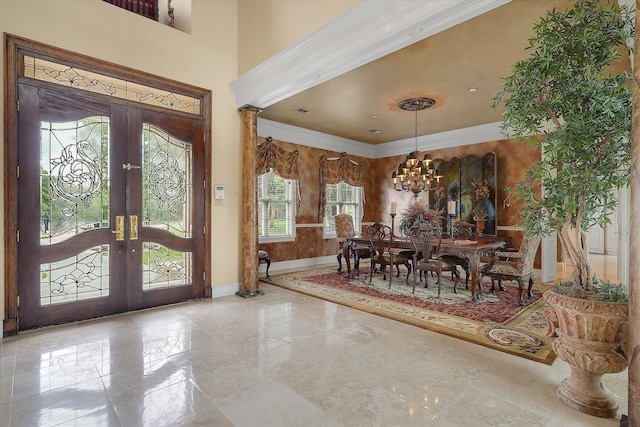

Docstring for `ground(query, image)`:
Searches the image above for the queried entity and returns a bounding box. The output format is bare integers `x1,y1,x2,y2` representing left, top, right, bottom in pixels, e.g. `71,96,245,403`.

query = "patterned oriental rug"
261,265,556,365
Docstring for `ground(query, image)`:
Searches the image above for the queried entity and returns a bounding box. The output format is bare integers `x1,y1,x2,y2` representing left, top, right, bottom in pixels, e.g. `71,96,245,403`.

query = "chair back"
366,222,392,259
409,222,443,258
451,221,477,240
366,222,392,245
518,235,542,273
335,214,356,241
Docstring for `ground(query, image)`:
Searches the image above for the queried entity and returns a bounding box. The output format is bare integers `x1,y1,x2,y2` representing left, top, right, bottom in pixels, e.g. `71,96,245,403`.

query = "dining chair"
335,214,370,275
366,222,411,285
481,235,541,306
441,221,478,289
408,223,460,296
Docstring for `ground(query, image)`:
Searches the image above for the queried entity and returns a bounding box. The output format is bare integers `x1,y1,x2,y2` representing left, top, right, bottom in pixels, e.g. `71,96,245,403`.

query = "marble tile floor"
0,257,628,426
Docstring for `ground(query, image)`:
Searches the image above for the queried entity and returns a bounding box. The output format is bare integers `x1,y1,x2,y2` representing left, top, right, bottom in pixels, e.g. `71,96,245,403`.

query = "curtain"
319,153,365,221
256,137,301,212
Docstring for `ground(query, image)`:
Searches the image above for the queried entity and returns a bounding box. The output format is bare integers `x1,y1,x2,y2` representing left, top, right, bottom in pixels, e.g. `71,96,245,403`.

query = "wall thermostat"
215,185,225,200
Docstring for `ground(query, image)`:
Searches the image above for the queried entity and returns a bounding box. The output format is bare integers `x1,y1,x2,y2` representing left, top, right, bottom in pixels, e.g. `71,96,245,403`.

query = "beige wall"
0,0,242,321
237,0,359,74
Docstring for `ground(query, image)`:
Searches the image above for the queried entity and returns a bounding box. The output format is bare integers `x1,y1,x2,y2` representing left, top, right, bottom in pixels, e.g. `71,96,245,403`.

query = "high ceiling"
257,0,630,146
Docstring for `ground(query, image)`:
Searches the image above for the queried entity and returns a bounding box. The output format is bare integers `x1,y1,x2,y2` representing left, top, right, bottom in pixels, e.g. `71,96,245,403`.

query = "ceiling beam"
231,0,511,109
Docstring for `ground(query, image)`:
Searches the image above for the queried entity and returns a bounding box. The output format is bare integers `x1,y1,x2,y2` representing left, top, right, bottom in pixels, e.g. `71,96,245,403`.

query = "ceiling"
257,0,629,146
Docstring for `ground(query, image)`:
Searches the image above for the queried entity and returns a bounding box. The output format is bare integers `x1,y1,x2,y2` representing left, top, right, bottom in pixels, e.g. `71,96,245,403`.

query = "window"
258,170,296,242
324,182,361,236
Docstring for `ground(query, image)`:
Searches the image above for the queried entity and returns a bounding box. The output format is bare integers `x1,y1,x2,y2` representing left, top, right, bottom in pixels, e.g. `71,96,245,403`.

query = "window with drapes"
256,137,300,242
319,153,365,223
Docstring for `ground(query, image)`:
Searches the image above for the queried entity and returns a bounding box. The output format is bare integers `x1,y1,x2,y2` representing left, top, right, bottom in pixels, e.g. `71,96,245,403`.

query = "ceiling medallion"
397,97,436,112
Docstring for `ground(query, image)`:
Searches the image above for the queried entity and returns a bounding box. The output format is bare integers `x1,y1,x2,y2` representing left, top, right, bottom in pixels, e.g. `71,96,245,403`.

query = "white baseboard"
265,255,336,275
211,255,337,298
211,282,240,298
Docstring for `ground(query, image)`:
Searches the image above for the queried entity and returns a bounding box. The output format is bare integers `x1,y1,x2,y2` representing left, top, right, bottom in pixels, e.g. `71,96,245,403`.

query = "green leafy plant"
492,0,633,292
592,278,629,302
553,277,628,302
398,201,443,236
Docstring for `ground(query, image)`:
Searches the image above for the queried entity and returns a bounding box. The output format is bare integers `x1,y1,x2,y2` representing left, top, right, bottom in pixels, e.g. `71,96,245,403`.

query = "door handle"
129,215,138,240
112,215,125,241
122,163,141,171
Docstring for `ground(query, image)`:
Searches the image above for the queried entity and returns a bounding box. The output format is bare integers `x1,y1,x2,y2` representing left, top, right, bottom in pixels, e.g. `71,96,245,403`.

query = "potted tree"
491,0,632,418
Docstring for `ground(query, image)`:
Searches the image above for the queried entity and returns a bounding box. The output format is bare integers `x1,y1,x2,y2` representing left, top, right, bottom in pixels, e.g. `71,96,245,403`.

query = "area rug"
261,265,556,365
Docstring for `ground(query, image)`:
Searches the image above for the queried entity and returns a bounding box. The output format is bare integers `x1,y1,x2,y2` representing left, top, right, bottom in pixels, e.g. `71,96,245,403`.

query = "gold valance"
319,153,365,221
256,137,300,212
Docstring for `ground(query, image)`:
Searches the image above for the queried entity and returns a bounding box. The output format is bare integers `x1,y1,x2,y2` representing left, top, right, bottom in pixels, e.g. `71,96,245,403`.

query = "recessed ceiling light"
370,115,379,119
296,108,309,113
469,88,478,92
369,129,381,134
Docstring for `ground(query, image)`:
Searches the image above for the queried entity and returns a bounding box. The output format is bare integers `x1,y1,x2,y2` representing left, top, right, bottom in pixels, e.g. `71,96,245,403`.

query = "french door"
17,84,205,330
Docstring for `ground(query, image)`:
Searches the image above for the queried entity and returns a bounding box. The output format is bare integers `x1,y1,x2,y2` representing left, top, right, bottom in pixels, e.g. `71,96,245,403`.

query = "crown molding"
375,122,507,158
232,0,511,109
258,118,506,159
258,118,376,158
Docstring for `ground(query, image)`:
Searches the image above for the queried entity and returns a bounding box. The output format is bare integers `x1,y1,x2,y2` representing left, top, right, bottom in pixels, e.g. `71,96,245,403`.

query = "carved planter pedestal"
543,289,628,418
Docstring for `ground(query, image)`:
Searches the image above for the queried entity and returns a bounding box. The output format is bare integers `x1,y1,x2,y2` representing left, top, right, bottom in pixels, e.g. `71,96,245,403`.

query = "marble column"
627,7,640,425
236,105,263,298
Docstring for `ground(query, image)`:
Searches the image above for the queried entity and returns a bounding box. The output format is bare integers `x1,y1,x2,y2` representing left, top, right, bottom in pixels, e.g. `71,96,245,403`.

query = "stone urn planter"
542,289,629,418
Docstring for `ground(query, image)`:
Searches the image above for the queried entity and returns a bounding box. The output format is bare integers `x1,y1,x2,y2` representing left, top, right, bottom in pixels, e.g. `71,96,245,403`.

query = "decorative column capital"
238,104,263,114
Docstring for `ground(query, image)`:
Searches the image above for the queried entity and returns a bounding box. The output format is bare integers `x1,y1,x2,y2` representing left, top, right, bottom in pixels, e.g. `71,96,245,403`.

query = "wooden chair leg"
516,278,525,306
463,264,470,289
527,275,535,300
452,269,460,294
258,250,270,277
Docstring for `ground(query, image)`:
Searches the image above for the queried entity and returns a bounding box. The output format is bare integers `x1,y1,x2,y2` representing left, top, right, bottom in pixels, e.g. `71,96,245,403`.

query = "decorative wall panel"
432,152,497,235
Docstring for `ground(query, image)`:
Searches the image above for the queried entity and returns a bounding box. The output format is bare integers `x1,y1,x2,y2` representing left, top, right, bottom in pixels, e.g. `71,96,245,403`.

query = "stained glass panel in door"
141,123,193,290
39,117,110,305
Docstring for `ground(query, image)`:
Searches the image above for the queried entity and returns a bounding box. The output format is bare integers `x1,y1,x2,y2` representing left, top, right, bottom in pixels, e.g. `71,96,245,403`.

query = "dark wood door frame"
4,34,212,336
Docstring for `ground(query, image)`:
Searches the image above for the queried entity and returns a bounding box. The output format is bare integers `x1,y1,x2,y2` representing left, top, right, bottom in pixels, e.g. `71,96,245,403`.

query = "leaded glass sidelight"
142,123,193,290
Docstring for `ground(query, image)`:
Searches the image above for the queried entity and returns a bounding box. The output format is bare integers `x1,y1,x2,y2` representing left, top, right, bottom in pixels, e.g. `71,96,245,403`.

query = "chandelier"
391,97,442,198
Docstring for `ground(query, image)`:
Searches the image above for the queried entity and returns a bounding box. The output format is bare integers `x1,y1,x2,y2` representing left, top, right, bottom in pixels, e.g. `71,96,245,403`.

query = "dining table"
342,235,506,302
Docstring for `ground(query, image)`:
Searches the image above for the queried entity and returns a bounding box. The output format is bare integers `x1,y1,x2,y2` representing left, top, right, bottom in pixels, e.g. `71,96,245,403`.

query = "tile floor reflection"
0,256,628,426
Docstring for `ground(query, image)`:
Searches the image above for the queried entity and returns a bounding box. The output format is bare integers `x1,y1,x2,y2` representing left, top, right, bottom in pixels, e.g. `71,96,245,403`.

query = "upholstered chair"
335,214,369,275
481,235,541,306
408,223,459,296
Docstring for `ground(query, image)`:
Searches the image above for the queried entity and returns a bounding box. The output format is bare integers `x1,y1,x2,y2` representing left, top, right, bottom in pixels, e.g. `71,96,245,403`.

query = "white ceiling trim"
377,122,506,158
258,118,506,159
258,118,376,158
232,0,512,109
